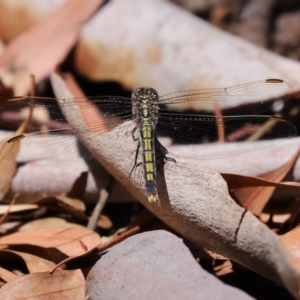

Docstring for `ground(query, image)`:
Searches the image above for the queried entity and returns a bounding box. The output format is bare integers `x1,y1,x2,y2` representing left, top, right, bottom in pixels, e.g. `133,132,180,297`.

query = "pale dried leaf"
0,204,38,214
86,231,254,299
97,214,113,229
76,0,300,93
0,266,18,283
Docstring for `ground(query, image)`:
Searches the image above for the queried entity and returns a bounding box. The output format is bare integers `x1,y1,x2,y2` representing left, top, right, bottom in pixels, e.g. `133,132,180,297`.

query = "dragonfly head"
132,87,159,102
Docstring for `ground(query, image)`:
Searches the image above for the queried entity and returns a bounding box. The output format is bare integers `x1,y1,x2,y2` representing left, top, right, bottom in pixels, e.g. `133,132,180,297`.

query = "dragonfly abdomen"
140,117,157,203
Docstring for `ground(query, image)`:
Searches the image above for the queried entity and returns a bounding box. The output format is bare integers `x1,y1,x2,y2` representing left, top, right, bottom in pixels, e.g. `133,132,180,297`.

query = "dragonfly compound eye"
133,87,159,100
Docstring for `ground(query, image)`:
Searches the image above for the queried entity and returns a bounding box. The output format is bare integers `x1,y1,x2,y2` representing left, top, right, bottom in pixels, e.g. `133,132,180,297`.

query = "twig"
87,189,109,230
0,193,18,225
97,226,141,253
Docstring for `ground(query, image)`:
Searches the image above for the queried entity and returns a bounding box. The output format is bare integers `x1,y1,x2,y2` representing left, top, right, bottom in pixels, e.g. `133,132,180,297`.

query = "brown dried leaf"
97,214,113,230
19,217,85,230
0,269,85,300
31,195,87,221
0,139,18,200
0,249,58,273
66,171,88,200
260,199,300,228
34,195,85,211
214,260,234,277
222,146,300,215
0,86,38,199
28,172,88,220
0,227,101,257
0,0,104,95
0,1,65,42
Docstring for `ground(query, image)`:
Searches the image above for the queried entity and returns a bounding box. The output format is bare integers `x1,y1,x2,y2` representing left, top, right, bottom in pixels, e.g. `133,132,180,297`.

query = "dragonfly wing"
0,96,133,168
1,129,96,169
157,113,297,159
158,79,293,113
1,95,133,130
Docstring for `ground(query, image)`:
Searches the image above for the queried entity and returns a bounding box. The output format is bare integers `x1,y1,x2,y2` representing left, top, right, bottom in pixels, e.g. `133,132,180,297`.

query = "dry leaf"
0,0,67,42
75,0,300,93
19,217,86,230
0,249,58,273
229,146,300,215
0,269,85,300
0,204,38,215
0,0,104,95
180,137,300,182
279,226,300,272
0,266,17,283
0,130,110,203
0,227,101,257
97,214,113,230
214,260,234,277
31,195,87,221
66,171,88,200
33,195,85,212
11,162,92,201
87,230,253,300
0,138,18,200
29,172,88,220
0,86,39,200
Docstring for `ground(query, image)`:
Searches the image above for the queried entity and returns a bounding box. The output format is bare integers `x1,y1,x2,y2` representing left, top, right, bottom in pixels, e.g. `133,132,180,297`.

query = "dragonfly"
0,79,297,202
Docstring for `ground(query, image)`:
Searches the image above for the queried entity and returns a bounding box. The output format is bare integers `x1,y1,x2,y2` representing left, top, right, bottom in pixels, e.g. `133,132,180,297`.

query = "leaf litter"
0,70,299,298
49,70,300,299
0,0,300,299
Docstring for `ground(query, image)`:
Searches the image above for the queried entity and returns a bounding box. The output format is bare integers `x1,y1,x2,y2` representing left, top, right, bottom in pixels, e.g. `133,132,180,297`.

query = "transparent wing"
0,79,296,168
158,79,293,113
0,95,135,168
155,79,296,159
1,95,133,130
1,131,87,169
157,112,297,159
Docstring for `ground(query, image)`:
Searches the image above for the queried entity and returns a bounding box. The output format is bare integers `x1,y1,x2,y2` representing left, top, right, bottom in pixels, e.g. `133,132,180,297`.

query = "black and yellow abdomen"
140,117,157,202
132,87,159,203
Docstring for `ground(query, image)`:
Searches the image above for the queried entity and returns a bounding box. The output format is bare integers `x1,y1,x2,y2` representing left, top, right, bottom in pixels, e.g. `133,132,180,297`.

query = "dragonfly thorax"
132,87,159,126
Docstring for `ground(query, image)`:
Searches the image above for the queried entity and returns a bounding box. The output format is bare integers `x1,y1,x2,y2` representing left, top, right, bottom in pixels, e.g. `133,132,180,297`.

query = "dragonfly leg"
156,137,176,163
131,126,139,141
129,138,141,178
164,155,176,163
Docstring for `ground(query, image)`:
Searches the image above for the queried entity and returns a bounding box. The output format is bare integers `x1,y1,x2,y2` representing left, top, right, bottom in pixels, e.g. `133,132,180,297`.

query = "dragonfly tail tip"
147,194,156,203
